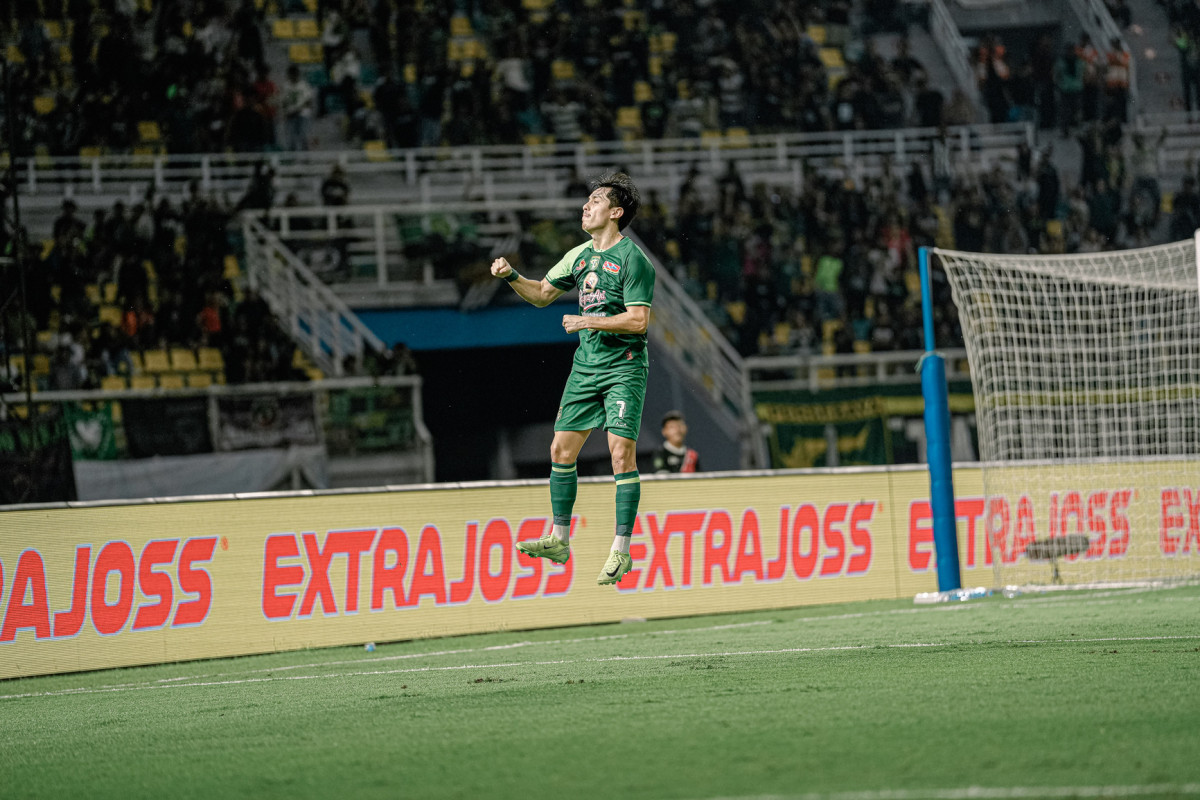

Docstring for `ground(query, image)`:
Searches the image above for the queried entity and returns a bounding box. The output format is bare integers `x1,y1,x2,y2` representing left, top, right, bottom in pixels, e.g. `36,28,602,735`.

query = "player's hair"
590,172,640,231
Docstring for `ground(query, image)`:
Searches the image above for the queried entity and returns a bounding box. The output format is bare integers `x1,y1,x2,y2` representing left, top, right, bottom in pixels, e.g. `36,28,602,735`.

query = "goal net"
935,237,1200,588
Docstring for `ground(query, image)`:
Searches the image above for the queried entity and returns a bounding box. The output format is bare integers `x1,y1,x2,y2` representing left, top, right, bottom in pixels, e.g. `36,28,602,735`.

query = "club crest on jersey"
582,272,599,291
575,259,586,272
589,256,601,270
603,260,620,274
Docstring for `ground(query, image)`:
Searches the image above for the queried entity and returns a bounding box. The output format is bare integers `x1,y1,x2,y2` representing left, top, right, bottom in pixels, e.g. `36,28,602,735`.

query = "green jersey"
547,236,655,373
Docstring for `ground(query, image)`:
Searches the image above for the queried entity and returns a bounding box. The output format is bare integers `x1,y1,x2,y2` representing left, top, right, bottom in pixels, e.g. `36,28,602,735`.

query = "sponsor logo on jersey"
582,272,599,291
603,260,620,274
575,259,586,272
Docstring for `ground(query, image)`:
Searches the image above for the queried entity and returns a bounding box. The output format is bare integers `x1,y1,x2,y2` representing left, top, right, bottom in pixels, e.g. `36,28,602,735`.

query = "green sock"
550,462,577,530
614,470,640,537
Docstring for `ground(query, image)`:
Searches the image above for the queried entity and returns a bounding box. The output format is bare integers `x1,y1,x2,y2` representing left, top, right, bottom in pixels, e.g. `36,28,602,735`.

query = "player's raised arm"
491,257,564,307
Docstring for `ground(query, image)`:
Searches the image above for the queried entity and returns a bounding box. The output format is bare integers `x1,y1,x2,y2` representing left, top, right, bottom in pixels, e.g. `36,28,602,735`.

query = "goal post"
931,237,1200,589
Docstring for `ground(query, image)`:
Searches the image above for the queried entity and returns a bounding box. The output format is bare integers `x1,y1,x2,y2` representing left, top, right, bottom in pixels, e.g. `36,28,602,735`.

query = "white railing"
1,376,435,484
1063,0,1139,116
930,0,981,108
13,123,1035,208
241,215,385,375
744,348,971,394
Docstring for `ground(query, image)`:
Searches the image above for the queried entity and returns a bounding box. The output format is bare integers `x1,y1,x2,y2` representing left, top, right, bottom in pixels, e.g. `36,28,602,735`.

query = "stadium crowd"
1,0,1193,391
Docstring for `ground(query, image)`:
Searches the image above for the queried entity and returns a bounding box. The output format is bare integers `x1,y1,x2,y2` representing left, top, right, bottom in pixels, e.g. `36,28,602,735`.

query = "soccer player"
489,172,654,586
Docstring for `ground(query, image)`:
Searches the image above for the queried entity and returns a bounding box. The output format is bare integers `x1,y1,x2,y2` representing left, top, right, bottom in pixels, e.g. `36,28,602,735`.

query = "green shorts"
555,367,648,441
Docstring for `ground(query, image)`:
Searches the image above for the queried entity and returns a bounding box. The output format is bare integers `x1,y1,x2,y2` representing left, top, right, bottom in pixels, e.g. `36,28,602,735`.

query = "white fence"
744,348,971,394
242,215,386,375
13,123,1035,212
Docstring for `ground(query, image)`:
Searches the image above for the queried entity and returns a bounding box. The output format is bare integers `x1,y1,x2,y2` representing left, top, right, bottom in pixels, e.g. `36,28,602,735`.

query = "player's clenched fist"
490,257,513,278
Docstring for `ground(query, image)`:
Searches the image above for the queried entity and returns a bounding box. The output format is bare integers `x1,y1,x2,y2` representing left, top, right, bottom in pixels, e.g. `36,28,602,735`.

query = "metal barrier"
242,214,386,375
929,0,982,108
13,123,1035,210
1,375,435,484
744,348,971,394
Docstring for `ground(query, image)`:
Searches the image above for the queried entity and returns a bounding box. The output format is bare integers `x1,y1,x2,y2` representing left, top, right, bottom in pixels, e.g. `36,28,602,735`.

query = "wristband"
503,270,521,283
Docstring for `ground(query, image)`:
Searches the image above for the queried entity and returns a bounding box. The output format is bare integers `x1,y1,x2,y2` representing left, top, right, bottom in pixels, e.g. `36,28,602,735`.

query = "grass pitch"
2,584,1199,800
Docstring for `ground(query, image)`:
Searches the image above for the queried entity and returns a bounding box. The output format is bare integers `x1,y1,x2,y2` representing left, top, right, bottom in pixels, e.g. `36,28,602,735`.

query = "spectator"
320,164,351,206
1104,38,1131,123
1054,44,1085,136
652,411,701,474
280,65,316,151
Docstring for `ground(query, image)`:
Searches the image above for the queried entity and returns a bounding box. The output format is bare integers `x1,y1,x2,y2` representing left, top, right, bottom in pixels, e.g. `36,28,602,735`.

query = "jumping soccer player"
489,172,654,586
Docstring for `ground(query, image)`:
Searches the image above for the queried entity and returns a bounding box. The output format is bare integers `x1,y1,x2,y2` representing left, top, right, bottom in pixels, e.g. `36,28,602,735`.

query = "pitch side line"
5,634,1200,702
4,588,1194,697
698,784,1200,800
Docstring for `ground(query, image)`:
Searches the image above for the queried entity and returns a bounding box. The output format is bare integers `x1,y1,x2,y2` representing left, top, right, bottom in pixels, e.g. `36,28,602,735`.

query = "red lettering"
1012,496,1037,563
791,504,820,579
1048,492,1060,538
1185,490,1200,554
668,512,706,587
299,532,337,616
263,534,303,619
986,497,1010,566
409,526,447,605
1060,491,1084,561
91,542,135,636
847,502,874,575
133,540,177,631
957,498,985,567
1086,492,1108,558
478,520,513,603
371,527,410,610
331,530,376,613
449,523,479,604
908,501,933,571
820,503,847,576
512,519,547,599
1109,490,1131,556
1,550,51,642
702,510,734,586
644,513,675,589
1161,489,1184,555
174,538,216,626
52,545,90,637
766,507,789,580
732,510,764,583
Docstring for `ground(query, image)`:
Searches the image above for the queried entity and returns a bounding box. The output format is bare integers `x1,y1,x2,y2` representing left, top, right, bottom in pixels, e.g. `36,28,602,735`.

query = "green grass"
3,585,1200,799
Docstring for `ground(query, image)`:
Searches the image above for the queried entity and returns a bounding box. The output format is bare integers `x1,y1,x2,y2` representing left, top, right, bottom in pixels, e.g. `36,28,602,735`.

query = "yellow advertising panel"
1,463,1197,680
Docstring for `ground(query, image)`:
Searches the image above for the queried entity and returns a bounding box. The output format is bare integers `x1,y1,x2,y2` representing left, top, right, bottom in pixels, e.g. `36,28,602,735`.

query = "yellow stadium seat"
169,348,198,371
32,354,51,374
34,96,56,115
101,375,127,391
450,15,472,36
272,18,296,38
103,282,118,303
223,254,241,279
128,351,144,373
634,81,653,103
819,48,845,69
137,121,161,142
807,25,827,45
616,106,641,128
551,60,575,80
295,19,319,38
79,146,102,159
158,373,185,390
98,305,122,326
853,340,872,354
130,374,156,390
58,44,72,64
5,45,24,64
364,140,390,162
142,349,171,373
197,348,224,371
186,372,212,388
84,284,101,303
288,43,322,63
43,21,64,39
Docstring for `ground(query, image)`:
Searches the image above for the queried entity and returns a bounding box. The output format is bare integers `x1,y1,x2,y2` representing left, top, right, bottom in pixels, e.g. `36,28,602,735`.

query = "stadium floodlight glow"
931,236,1200,589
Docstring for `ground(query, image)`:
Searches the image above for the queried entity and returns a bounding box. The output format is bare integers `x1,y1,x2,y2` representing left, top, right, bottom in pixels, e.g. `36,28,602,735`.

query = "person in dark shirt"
652,410,701,474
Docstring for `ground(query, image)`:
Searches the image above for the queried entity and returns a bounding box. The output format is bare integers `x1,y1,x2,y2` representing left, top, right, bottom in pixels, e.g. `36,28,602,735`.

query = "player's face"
581,188,619,233
663,419,687,447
